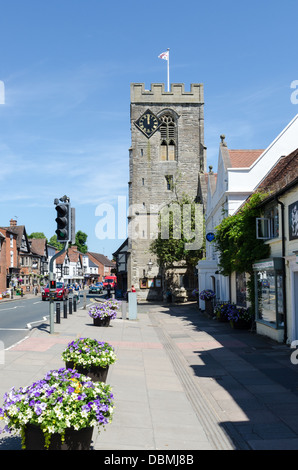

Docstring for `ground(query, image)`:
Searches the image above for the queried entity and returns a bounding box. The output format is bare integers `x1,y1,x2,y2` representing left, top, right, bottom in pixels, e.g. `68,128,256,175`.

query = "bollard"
121,301,127,320
73,297,77,312
128,292,137,320
56,302,60,323
21,288,23,297
83,291,86,310
63,300,67,318
69,297,72,315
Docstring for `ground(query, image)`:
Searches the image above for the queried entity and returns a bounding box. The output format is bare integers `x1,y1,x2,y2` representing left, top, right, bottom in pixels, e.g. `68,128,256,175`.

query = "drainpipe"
277,198,287,344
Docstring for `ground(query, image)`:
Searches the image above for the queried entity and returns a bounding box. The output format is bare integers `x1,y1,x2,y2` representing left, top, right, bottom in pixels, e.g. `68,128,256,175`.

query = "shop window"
253,258,284,329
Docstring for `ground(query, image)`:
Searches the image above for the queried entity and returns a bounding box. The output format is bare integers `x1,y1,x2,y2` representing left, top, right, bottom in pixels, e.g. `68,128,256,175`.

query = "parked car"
42,282,69,301
89,284,103,294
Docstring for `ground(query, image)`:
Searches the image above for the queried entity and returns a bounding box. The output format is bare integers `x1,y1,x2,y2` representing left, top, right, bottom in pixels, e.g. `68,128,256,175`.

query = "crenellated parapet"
130,83,204,104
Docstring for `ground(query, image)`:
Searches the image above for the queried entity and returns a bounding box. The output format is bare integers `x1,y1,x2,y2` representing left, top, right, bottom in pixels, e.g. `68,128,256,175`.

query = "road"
0,290,106,350
0,296,48,350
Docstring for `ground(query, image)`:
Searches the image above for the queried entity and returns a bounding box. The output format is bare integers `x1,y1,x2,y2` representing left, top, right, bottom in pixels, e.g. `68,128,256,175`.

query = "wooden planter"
24,424,93,450
205,300,214,316
65,361,109,382
93,316,111,327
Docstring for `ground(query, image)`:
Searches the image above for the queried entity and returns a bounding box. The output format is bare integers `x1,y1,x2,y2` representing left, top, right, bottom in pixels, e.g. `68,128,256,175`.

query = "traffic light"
55,201,71,242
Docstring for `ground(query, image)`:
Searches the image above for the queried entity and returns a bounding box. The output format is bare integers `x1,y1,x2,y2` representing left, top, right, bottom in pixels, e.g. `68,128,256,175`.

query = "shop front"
252,257,285,342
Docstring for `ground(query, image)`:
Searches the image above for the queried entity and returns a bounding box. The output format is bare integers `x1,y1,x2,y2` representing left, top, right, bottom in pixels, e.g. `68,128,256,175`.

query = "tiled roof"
30,238,46,256
228,150,264,168
88,252,115,266
55,252,66,264
257,148,298,195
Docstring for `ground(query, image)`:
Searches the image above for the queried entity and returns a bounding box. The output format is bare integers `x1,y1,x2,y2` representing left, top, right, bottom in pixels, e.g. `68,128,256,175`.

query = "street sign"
206,232,215,242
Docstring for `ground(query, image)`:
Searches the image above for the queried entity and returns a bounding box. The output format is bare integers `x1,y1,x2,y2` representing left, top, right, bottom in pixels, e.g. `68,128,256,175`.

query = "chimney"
10,219,17,226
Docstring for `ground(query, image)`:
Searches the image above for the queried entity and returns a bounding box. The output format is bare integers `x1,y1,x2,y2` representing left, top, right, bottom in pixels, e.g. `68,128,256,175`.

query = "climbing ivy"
213,192,271,308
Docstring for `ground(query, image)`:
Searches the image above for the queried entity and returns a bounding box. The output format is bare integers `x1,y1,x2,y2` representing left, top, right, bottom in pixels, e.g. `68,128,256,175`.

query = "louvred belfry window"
159,114,176,161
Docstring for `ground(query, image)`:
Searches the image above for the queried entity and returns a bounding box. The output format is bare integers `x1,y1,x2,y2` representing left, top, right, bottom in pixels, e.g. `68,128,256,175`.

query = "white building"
197,114,298,311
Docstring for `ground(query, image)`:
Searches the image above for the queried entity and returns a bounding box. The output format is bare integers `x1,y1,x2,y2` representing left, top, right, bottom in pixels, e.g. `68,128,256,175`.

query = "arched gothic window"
159,114,176,161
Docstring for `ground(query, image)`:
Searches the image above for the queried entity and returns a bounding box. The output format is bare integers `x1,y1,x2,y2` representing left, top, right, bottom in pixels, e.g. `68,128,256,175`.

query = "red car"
103,276,117,289
42,282,69,301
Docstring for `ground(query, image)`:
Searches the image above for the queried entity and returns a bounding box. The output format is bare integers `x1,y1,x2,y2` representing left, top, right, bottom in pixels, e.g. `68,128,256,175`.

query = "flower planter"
24,424,93,450
62,338,116,382
93,316,111,327
205,300,214,316
0,368,114,450
217,314,229,323
65,361,109,382
230,319,251,329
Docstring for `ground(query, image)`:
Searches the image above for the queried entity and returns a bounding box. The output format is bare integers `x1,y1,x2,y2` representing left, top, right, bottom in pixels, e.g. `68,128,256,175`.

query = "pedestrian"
106,283,111,299
131,285,136,292
75,283,80,303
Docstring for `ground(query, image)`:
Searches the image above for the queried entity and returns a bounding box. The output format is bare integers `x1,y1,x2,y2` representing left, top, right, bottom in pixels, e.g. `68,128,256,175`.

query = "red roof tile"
228,150,264,168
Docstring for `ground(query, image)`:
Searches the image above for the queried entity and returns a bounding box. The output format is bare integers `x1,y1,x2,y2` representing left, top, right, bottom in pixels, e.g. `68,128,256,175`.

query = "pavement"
1,295,298,451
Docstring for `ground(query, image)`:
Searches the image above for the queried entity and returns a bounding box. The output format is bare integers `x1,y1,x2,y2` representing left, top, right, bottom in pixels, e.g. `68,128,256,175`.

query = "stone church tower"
127,83,206,301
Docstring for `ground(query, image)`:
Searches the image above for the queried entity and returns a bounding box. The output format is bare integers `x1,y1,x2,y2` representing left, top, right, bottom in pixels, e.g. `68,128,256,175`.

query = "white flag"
158,51,169,60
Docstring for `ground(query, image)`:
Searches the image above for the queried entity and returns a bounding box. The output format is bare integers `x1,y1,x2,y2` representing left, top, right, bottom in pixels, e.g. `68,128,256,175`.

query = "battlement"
131,83,204,104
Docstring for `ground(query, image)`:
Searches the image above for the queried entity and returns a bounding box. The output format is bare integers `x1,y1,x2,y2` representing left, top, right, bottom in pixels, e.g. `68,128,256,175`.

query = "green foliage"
214,192,270,277
73,230,88,253
150,194,205,268
49,235,63,250
49,231,88,253
28,232,47,240
214,192,271,309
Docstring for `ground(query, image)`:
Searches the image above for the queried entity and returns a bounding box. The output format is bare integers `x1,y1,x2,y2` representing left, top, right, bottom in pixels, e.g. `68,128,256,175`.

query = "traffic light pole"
49,242,68,334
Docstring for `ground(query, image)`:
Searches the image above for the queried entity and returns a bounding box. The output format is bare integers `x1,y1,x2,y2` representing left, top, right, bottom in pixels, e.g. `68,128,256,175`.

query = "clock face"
134,109,161,138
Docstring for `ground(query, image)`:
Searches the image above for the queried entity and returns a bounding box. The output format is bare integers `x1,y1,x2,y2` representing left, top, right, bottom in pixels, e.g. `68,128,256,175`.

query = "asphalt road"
0,291,105,350
0,296,48,350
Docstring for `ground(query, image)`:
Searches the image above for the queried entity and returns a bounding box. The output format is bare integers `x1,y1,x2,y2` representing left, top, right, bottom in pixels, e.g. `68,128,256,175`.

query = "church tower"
127,83,206,300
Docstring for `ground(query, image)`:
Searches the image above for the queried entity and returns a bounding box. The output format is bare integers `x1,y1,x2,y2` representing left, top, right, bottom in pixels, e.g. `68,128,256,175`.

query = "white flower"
9,405,18,416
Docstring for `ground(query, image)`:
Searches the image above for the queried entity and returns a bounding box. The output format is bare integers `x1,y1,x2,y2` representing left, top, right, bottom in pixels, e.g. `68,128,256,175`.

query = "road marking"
0,305,25,311
5,335,30,351
0,328,28,331
26,316,48,330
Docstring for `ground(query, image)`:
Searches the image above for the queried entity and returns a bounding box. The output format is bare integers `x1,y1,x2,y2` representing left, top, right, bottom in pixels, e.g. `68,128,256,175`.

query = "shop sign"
289,200,298,240
253,260,274,270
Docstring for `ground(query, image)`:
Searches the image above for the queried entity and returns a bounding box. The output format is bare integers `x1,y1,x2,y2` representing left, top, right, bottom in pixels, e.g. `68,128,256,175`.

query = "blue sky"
0,0,297,258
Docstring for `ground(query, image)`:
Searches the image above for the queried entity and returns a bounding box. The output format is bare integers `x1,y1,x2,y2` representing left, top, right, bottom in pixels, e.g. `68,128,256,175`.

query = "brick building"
87,252,115,284
0,227,18,293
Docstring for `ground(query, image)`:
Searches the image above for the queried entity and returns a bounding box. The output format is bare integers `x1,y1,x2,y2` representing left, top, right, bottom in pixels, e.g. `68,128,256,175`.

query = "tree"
48,235,63,251
150,194,205,269
28,232,47,240
73,230,88,253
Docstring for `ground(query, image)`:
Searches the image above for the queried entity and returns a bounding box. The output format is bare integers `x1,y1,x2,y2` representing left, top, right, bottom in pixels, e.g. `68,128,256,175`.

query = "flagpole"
167,48,170,92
